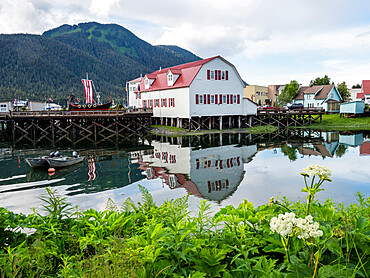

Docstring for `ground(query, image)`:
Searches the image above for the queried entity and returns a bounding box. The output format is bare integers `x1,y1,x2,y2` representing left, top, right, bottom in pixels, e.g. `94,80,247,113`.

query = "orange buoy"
48,168,56,173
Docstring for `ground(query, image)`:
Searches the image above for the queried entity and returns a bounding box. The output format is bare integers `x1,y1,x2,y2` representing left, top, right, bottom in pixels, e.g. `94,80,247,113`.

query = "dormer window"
168,73,173,86
144,77,149,89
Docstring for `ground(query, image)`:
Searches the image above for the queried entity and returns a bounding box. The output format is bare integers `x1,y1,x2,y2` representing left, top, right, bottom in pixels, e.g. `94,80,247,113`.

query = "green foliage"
0,22,200,103
277,80,299,105
352,83,362,89
0,183,369,277
337,82,351,101
310,75,332,86
280,144,297,161
302,114,370,131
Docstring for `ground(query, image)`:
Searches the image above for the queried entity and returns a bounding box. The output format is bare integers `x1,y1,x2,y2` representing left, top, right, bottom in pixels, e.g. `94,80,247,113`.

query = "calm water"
0,130,369,214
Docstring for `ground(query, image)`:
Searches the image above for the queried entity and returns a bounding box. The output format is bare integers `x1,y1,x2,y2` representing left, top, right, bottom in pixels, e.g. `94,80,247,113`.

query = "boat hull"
47,156,84,168
68,101,112,111
25,157,49,168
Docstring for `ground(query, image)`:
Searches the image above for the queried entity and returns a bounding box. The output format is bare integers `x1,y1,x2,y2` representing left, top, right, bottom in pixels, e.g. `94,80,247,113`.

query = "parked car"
288,103,303,110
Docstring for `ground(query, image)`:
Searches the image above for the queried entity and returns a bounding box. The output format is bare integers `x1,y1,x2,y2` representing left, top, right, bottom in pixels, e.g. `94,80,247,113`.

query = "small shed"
339,101,365,117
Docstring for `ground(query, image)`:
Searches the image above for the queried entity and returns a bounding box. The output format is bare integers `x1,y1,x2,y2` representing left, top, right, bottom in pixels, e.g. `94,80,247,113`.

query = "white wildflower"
270,213,323,240
303,165,331,178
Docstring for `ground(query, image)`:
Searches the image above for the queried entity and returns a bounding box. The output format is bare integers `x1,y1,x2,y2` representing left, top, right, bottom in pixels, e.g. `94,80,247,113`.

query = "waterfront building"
0,100,47,112
293,85,342,112
127,56,257,129
244,85,269,106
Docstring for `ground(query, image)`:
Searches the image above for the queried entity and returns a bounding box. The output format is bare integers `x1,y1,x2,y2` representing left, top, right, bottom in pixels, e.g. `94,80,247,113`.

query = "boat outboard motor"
72,151,78,158
50,152,55,157
55,151,60,157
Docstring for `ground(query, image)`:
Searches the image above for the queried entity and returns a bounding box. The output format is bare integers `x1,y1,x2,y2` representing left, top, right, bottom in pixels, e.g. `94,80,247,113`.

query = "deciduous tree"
277,80,299,106
337,82,351,102
310,75,332,86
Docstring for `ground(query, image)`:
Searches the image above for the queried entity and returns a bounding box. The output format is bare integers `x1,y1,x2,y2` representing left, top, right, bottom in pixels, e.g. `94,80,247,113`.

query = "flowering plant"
270,212,323,262
301,165,332,216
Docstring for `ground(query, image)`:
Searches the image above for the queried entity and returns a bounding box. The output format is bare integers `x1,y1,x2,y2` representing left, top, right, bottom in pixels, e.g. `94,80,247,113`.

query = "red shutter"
207,94,210,104
207,70,210,80
173,98,175,107
227,94,229,104
219,94,222,104
196,94,199,104
204,94,207,104
226,71,228,80
230,94,233,104
215,71,218,80
215,94,218,104
218,70,221,80
136,93,137,99
237,94,240,104
165,98,167,107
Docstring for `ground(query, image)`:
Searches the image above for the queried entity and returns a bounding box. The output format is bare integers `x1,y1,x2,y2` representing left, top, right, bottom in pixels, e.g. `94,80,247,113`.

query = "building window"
211,95,215,104
0,104,6,112
221,71,225,80
223,95,227,104
210,71,215,80
233,95,237,104
155,99,159,107
199,95,203,104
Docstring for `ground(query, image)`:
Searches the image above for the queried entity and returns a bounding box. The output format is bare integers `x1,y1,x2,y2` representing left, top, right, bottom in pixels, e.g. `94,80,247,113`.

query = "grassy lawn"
303,114,370,131
150,124,277,136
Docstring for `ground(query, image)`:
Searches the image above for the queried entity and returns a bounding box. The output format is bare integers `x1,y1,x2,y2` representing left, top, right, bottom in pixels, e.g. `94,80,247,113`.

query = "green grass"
302,114,370,131
150,124,277,136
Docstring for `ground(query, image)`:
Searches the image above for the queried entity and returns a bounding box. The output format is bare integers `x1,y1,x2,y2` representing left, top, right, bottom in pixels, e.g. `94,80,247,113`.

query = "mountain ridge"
0,22,201,105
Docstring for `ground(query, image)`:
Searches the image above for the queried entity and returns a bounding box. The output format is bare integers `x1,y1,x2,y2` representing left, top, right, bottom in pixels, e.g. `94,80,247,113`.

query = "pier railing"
7,108,152,119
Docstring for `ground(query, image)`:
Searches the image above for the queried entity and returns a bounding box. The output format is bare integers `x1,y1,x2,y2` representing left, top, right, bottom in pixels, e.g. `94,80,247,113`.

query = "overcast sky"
1,0,370,87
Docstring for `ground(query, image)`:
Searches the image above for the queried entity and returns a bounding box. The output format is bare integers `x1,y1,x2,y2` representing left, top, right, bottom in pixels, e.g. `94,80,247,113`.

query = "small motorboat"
25,151,62,168
25,156,49,168
46,152,84,168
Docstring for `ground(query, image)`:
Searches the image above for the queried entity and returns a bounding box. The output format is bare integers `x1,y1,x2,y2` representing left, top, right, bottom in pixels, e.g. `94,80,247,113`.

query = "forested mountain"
0,22,201,105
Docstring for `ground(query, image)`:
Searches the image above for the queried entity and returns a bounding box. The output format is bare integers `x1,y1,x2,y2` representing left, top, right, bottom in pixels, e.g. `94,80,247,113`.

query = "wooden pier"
254,108,324,128
0,109,152,146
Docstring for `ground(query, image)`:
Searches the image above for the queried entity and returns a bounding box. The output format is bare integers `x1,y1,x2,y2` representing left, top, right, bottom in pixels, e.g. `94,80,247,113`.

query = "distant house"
244,85,269,105
293,85,342,113
349,88,362,101
268,85,285,105
362,80,370,104
127,56,257,129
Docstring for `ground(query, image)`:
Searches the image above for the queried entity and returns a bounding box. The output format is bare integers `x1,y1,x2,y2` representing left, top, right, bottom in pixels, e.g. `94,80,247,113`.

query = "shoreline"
150,114,370,136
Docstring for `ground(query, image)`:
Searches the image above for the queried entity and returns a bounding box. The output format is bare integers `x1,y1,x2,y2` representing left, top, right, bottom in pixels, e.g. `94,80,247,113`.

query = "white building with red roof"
127,56,257,129
362,80,370,104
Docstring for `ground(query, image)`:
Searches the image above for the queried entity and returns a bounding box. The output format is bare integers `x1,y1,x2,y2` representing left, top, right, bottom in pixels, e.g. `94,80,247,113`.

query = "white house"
293,85,342,113
127,56,257,130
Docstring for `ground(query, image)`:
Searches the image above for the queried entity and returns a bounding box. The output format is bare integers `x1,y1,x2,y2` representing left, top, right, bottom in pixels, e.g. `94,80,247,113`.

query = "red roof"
357,92,365,99
362,80,370,95
360,142,370,156
135,56,219,92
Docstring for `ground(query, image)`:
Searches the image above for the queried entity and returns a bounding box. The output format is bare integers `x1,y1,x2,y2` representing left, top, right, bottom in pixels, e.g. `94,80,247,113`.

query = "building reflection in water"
137,136,258,202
